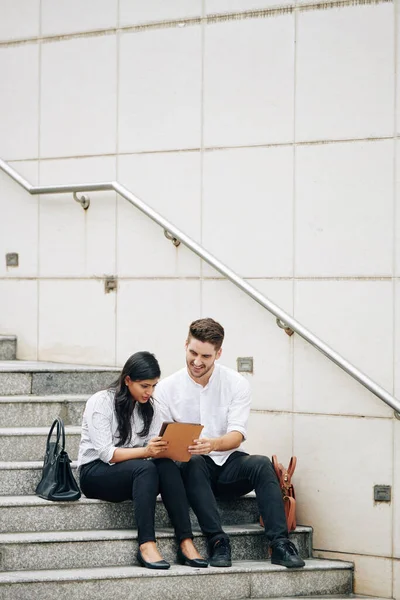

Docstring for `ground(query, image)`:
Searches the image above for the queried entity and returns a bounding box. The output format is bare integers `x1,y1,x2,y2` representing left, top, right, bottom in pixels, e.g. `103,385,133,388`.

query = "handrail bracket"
276,318,294,337
164,230,181,247
73,192,90,210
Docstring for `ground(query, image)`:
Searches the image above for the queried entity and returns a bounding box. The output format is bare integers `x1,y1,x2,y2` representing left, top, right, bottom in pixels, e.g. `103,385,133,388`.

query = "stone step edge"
0,461,78,470
0,395,88,403
0,336,16,342
0,524,312,544
0,427,81,435
0,361,119,373
0,491,259,507
0,558,353,584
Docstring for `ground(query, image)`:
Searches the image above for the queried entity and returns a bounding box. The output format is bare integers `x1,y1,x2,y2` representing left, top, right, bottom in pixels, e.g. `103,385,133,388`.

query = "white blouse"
77,389,163,467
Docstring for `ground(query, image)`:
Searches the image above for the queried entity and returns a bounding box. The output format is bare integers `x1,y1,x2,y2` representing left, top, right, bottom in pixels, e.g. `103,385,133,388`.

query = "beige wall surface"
0,0,399,596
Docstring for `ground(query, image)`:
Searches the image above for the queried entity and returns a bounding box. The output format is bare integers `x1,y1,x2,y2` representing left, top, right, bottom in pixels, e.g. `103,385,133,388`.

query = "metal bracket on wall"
276,318,294,337
395,411,400,421
73,192,90,210
164,229,181,247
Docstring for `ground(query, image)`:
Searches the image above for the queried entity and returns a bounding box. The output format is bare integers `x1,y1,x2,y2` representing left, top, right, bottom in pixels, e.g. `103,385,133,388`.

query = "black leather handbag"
35,417,81,501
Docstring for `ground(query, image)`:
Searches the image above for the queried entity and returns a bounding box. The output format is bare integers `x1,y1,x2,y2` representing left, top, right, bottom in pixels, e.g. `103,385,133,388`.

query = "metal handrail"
1,156,399,418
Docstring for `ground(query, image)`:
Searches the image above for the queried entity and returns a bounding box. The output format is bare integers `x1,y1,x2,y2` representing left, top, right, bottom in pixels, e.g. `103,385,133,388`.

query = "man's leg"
180,455,232,567
216,452,305,568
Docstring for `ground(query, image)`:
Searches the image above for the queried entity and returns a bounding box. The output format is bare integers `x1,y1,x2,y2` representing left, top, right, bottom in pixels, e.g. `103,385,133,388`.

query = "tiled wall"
0,0,399,595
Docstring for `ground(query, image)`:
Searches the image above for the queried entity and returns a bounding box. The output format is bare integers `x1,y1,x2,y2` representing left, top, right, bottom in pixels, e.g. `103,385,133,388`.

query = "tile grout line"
0,0,393,48
5,135,397,164
114,0,120,368
291,1,298,447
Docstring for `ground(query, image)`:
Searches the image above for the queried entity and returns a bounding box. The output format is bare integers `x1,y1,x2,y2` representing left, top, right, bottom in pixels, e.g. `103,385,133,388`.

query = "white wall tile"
116,280,200,376
0,161,38,277
202,280,293,411
38,156,116,277
206,0,291,12
38,280,115,365
243,412,293,461
40,36,117,158
117,153,201,277
119,0,202,26
41,0,118,36
394,421,400,559
118,27,201,153
204,16,294,147
296,4,394,141
294,280,393,418
315,551,393,597
202,147,293,277
396,140,400,277
0,0,40,41
395,281,400,403
296,140,393,277
0,45,39,160
0,280,38,359
395,560,400,600
294,414,393,555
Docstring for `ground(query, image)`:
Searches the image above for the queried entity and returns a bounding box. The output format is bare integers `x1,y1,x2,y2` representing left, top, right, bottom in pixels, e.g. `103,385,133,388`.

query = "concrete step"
0,494,262,534
0,461,78,496
0,336,17,361
0,361,119,395
0,559,354,600
0,395,87,427
0,427,81,461
0,524,312,572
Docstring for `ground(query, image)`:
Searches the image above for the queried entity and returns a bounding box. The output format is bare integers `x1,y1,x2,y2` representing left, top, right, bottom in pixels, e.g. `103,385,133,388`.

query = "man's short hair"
187,318,225,351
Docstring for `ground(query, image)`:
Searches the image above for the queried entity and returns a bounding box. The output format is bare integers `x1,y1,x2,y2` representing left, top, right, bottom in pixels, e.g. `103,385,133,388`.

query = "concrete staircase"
0,335,354,599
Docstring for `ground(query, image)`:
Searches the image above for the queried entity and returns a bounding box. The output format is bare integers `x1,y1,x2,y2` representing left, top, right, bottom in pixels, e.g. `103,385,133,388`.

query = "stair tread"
0,360,118,372
0,523,312,544
0,559,353,584
0,461,77,469
0,426,81,435
0,492,259,506
0,395,88,403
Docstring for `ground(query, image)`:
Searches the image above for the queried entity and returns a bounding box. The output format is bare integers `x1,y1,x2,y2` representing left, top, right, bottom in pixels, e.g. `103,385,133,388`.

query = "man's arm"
189,378,251,455
188,431,243,455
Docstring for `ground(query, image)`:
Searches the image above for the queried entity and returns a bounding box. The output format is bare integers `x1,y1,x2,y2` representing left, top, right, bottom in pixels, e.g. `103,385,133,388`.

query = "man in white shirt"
154,318,305,569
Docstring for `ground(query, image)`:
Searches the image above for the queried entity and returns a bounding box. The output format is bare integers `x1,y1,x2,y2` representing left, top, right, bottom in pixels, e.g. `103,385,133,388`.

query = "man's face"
185,337,222,382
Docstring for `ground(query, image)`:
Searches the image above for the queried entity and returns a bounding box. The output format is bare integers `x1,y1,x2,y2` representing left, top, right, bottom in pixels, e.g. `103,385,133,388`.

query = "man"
154,318,305,569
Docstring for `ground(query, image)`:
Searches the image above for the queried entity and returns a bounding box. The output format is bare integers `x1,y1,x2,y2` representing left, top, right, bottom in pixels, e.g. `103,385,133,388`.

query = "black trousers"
180,451,288,546
80,457,193,546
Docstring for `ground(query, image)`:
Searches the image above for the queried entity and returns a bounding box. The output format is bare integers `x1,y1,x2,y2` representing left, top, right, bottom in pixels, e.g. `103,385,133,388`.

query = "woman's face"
124,377,159,403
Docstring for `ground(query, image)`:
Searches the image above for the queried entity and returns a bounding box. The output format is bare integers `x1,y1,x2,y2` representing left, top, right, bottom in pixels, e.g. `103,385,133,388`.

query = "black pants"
80,457,193,546
180,451,288,546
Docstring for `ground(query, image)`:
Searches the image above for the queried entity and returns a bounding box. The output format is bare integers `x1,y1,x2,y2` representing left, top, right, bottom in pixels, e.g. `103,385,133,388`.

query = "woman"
78,351,207,570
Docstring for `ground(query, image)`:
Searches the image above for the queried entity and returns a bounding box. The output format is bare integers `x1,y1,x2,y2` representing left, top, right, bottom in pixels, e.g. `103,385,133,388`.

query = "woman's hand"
188,437,217,455
145,436,169,457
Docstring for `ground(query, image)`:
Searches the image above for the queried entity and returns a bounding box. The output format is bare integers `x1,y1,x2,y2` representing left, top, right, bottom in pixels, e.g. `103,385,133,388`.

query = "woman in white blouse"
78,351,207,570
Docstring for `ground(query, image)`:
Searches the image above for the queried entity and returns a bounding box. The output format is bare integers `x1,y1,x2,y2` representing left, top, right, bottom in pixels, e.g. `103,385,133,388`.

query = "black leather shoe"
137,549,170,570
271,540,305,568
177,547,208,568
209,537,232,567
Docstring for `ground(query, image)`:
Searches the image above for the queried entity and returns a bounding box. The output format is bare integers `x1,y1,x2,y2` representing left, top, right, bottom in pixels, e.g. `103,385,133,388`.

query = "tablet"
158,422,203,462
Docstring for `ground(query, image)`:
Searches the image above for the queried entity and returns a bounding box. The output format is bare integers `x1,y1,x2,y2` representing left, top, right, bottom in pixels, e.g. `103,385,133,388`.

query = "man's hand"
188,437,217,455
145,436,169,457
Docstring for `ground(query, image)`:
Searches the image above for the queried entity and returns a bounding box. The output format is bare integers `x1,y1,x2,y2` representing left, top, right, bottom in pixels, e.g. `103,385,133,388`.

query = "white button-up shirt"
77,389,163,467
154,363,251,466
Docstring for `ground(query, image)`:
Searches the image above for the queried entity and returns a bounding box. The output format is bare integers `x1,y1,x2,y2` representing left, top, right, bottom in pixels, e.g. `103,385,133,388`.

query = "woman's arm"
110,436,169,463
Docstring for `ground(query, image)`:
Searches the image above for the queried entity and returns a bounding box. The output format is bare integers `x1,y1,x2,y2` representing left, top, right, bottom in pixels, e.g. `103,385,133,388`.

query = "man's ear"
216,347,222,360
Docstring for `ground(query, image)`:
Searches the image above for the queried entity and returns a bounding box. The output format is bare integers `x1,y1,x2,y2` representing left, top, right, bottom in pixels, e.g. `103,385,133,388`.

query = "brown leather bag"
260,455,297,532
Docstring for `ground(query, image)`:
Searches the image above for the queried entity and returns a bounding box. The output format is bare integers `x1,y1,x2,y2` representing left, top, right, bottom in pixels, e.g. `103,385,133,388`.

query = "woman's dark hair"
109,351,161,446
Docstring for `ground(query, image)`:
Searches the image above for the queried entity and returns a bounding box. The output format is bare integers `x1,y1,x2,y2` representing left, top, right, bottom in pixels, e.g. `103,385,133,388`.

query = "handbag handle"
46,417,66,453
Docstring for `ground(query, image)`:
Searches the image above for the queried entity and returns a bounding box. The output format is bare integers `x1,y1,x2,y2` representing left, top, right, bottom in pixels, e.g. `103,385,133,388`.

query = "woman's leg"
80,458,159,546
152,458,193,541
153,458,206,561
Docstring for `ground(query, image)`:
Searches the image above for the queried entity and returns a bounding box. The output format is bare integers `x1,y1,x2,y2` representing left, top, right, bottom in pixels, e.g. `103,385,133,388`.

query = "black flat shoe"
137,549,170,570
177,547,208,568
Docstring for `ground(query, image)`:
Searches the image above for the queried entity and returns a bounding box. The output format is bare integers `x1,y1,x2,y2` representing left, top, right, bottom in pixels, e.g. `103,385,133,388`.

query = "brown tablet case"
159,422,203,462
